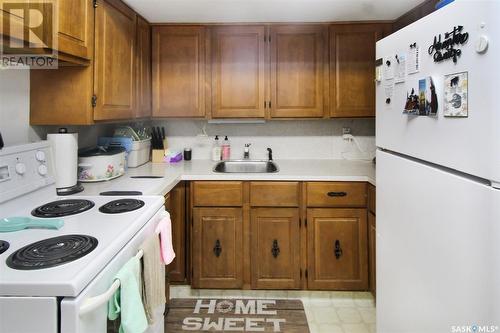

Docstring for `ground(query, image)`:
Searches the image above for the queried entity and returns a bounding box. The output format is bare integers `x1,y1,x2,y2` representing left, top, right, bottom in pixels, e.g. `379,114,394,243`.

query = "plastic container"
128,139,151,167
212,135,222,161
221,136,231,160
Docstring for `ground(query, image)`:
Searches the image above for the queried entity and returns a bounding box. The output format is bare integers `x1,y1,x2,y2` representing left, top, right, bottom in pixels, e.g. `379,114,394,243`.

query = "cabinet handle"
327,191,347,197
271,239,280,258
334,240,343,259
213,239,222,257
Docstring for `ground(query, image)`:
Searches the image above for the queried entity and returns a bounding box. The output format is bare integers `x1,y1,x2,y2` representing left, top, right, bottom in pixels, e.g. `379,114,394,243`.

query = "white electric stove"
0,141,166,333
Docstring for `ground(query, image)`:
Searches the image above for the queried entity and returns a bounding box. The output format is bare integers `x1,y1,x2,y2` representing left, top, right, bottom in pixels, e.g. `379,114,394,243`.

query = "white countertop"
79,159,376,196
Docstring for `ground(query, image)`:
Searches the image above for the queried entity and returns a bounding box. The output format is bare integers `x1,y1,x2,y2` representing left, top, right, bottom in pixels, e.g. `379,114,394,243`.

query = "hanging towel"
108,256,148,333
155,213,176,265
139,234,166,324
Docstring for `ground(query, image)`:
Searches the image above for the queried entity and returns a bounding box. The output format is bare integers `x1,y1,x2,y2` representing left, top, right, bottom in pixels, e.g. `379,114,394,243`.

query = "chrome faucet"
243,143,251,159
267,147,273,161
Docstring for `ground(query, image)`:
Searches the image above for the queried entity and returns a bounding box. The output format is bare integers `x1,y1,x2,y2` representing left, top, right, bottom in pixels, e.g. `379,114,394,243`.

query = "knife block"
151,149,165,163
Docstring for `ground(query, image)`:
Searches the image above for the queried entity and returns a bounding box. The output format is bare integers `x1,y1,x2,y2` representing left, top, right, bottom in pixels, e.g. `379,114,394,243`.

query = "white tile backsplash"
152,119,375,160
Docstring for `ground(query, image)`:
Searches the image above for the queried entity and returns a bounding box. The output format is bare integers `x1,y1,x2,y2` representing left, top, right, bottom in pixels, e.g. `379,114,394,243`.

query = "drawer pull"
271,239,280,258
327,191,347,197
213,239,222,257
334,240,343,259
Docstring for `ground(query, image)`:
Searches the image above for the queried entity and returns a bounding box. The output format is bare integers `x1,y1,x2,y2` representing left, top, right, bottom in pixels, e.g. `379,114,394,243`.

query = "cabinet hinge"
268,101,271,108
91,94,97,107
264,101,267,109
305,219,307,227
305,269,308,278
299,218,301,228
268,35,271,42
264,35,267,43
93,0,98,8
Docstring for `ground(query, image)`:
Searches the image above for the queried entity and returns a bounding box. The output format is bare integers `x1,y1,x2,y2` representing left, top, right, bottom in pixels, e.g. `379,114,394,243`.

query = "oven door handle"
79,249,145,316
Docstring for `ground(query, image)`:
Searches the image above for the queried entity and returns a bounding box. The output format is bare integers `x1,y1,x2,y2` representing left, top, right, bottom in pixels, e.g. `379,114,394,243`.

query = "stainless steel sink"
213,160,279,173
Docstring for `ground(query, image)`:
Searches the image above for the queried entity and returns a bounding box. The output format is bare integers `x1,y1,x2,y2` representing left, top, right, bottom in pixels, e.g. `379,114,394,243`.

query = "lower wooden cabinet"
306,208,368,290
164,182,186,283
250,208,301,289
368,211,376,297
192,207,243,289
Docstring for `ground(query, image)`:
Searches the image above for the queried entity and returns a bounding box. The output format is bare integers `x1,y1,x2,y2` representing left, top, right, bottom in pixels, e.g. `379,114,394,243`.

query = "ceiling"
124,0,427,23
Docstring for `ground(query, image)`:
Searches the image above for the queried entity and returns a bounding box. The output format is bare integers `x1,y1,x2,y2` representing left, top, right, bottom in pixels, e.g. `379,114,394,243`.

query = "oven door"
60,208,167,333
0,297,58,333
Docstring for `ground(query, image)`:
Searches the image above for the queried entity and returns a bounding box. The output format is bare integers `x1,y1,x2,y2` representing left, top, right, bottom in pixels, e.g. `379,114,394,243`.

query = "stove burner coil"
32,199,95,218
6,235,98,270
99,199,145,214
0,240,9,255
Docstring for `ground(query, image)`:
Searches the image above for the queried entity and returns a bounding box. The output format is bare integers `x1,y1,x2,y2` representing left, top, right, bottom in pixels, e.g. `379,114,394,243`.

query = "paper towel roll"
47,130,79,190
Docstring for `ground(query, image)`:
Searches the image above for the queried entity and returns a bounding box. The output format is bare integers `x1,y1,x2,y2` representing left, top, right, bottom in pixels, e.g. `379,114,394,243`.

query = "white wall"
0,69,33,146
0,70,375,160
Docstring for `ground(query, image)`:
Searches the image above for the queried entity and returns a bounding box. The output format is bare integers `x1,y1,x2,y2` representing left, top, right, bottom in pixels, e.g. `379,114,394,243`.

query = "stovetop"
0,188,164,297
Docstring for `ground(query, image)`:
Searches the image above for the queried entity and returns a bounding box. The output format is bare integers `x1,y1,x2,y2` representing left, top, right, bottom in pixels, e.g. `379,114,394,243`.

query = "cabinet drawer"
250,182,300,207
306,182,366,207
193,181,243,207
368,184,376,215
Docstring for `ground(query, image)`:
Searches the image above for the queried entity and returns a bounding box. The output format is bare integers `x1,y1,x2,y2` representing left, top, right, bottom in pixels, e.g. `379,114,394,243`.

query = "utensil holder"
152,149,165,163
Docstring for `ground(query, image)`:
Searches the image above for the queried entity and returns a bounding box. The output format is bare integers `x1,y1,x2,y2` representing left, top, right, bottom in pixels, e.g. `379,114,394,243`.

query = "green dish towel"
108,256,148,333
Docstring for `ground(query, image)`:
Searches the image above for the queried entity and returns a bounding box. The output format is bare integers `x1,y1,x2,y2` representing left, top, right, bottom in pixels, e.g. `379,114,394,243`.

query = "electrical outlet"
342,127,352,142
342,127,351,135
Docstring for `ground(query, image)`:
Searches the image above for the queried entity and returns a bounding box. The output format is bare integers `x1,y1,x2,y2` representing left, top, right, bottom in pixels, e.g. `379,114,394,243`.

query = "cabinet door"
152,26,206,118
93,0,136,121
192,208,243,288
136,16,151,118
270,25,326,118
165,183,186,283
211,26,266,118
329,24,384,118
250,208,301,289
307,208,368,290
368,211,376,298
58,0,93,60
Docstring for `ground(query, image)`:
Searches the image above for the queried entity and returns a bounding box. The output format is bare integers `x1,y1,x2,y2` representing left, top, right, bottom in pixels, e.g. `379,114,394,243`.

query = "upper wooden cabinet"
1,0,93,64
93,0,136,121
211,25,267,118
30,0,141,125
152,26,206,118
136,16,152,118
57,0,93,62
329,24,386,118
270,25,326,118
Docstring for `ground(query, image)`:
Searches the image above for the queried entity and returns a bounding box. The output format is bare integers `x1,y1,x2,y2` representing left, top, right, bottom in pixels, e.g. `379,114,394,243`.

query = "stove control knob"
15,162,26,175
38,164,48,176
35,150,46,162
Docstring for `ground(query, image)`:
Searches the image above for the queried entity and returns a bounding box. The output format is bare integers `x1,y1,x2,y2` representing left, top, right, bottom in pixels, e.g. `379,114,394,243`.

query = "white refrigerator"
376,1,500,332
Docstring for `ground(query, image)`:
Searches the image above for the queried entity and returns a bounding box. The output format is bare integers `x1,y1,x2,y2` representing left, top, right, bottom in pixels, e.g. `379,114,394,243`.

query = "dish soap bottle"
221,136,231,160
212,135,222,161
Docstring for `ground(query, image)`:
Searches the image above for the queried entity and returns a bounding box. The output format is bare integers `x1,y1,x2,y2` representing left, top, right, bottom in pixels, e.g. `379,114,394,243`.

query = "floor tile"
358,307,376,324
318,324,344,333
331,291,356,307
336,307,363,324
341,323,370,333
312,306,340,324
